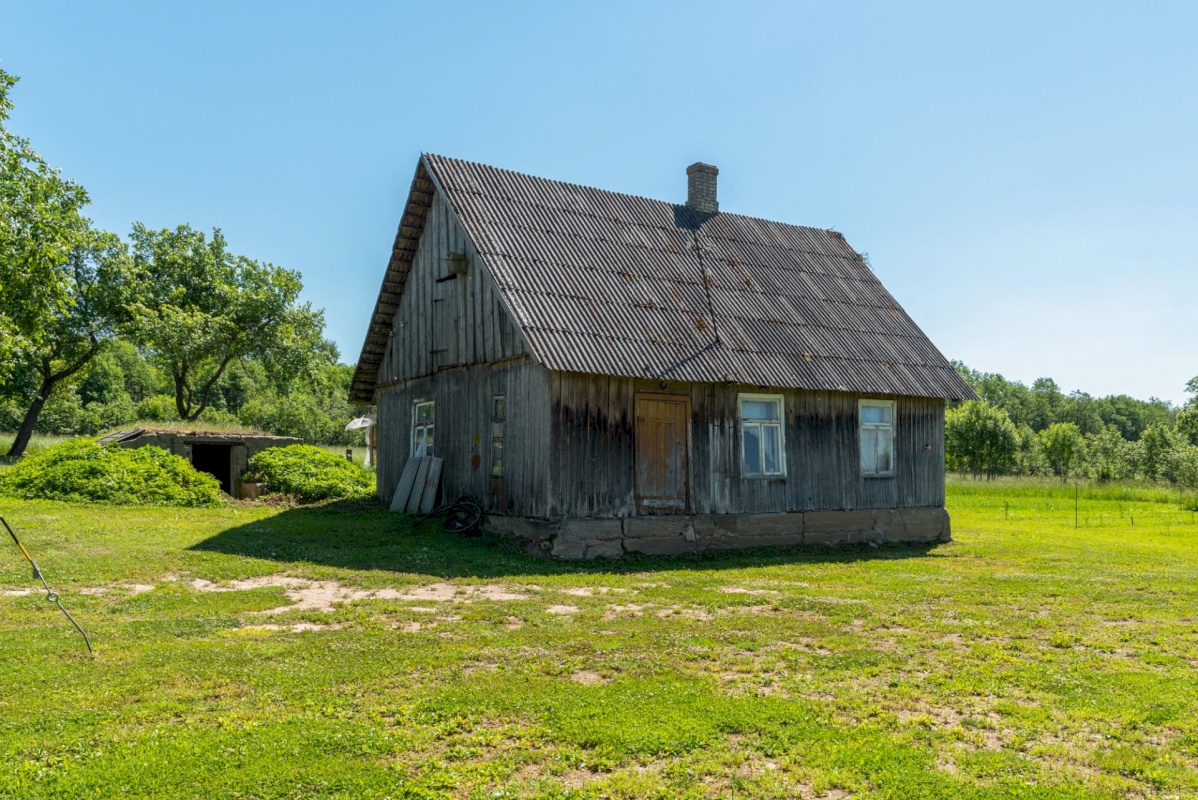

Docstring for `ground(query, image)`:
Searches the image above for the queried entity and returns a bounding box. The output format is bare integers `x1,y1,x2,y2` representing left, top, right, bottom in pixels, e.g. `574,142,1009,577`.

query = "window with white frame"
859,399,895,477
412,401,435,457
739,394,785,477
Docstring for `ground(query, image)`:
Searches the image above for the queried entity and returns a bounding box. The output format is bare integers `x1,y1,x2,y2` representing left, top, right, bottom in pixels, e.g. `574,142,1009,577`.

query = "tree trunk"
6,342,101,459
6,382,52,459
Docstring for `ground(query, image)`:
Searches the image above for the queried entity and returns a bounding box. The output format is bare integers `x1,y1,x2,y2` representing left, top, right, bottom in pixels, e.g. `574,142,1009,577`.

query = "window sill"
862,473,895,479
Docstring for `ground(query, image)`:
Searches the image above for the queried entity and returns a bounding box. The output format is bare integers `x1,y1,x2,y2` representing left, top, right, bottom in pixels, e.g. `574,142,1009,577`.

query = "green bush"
245,444,375,503
0,439,223,507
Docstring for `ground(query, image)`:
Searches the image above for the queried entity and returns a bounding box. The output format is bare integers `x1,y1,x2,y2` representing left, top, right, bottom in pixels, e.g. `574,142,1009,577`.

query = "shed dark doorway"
191,444,233,494
634,393,690,514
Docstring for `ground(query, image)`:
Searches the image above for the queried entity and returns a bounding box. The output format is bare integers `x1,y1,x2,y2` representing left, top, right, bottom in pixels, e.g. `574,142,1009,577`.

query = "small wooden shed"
351,155,975,558
97,429,301,498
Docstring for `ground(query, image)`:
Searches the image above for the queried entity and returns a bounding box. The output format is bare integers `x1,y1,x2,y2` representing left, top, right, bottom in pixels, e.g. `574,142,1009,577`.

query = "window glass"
738,394,785,477
741,400,779,421
413,401,435,457
743,426,762,474
859,400,895,477
491,395,505,477
491,439,504,476
762,426,779,474
860,404,891,424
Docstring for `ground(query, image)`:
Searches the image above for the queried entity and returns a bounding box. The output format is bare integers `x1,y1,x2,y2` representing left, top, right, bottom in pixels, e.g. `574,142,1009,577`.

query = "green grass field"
1,482,1196,798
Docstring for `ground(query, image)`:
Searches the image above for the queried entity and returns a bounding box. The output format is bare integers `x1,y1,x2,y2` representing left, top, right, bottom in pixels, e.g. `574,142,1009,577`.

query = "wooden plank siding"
376,186,546,513
378,191,529,385
377,361,551,516
547,372,945,519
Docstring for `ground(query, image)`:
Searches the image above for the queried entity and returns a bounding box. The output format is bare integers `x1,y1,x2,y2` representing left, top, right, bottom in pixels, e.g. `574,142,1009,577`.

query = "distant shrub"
0,439,223,507
245,444,374,503
135,394,179,422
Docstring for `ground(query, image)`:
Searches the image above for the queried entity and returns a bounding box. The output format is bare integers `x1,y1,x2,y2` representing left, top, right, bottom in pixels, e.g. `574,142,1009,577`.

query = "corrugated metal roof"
350,154,975,402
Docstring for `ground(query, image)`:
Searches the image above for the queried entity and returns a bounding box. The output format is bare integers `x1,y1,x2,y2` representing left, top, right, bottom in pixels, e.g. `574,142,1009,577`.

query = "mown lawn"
1,483,1196,798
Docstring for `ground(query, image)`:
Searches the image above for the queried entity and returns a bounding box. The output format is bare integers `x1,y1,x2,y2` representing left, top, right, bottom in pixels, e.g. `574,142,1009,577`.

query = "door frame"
633,392,692,515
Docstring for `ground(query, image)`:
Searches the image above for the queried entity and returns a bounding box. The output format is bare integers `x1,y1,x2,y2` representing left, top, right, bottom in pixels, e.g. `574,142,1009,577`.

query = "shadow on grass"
189,499,948,579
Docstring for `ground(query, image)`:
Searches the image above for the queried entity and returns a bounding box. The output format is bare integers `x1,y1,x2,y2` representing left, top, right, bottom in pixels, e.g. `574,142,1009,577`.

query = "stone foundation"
484,507,951,560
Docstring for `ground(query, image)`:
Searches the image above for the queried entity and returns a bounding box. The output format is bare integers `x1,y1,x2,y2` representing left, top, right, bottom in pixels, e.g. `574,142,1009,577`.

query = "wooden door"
635,393,690,514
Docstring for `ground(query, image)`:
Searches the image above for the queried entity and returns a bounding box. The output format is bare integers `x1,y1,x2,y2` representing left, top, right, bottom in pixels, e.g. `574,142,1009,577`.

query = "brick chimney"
686,162,719,214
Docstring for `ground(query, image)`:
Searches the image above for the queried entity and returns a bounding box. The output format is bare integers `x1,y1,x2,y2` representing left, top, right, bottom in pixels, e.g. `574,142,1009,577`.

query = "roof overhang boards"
349,160,437,403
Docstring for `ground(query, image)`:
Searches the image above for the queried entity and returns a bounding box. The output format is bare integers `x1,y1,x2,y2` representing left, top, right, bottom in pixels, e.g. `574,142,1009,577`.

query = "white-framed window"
739,394,786,477
412,401,435,457
859,399,896,477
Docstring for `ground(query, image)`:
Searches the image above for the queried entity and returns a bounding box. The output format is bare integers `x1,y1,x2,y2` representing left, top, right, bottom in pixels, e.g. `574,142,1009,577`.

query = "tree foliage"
4,230,134,457
1085,426,1134,483
0,68,91,380
1037,422,1085,479
946,401,1018,479
947,362,1196,487
126,223,325,421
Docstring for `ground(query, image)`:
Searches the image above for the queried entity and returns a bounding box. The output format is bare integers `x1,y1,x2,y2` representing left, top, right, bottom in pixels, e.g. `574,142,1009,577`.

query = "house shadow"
189,499,949,580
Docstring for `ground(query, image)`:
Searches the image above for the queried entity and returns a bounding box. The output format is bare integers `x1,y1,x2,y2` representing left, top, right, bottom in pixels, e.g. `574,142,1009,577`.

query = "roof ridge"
423,152,842,239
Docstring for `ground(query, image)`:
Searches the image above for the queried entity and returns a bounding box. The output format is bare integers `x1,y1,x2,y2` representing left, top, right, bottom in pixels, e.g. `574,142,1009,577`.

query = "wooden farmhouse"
351,155,975,558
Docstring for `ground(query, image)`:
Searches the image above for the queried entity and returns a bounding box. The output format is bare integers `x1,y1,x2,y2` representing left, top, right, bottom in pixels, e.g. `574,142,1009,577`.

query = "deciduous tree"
5,230,133,457
946,401,1018,479
0,68,90,380
126,224,324,421
1037,422,1085,480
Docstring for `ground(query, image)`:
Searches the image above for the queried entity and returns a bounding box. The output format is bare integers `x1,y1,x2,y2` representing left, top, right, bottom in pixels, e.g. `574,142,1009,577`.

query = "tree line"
948,363,1198,486
0,68,368,457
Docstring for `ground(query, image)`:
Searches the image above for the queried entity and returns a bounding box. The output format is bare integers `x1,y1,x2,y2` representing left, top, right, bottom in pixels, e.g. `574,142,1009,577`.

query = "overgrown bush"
244,444,374,503
0,439,223,506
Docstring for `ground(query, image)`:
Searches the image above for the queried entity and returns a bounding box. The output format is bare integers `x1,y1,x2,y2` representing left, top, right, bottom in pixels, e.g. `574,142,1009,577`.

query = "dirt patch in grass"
561,586,630,597
190,576,531,614
79,583,155,596
656,606,714,621
603,603,647,620
569,670,607,685
244,622,344,633
546,605,580,614
720,587,780,596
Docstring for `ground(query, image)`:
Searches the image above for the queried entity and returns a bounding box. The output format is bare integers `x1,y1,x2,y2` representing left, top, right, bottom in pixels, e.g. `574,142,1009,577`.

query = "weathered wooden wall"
379,190,530,383
375,187,549,513
376,361,551,515
547,373,945,518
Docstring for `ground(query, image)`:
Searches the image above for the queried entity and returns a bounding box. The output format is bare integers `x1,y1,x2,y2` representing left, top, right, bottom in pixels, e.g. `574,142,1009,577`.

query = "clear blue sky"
4,1,1195,404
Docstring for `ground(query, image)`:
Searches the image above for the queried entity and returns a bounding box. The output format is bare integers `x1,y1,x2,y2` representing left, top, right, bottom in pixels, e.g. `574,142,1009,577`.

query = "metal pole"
2,516,92,653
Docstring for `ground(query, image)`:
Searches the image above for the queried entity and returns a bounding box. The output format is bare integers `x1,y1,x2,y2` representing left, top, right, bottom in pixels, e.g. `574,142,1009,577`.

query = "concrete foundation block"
623,535,700,556
560,518,623,542
484,515,560,542
584,539,625,559
623,516,692,539
804,510,877,534
708,533,804,550
503,506,951,559
551,538,587,559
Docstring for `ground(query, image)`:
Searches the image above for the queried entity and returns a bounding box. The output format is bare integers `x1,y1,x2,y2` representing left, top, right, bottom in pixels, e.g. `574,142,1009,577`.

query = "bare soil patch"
190,576,530,614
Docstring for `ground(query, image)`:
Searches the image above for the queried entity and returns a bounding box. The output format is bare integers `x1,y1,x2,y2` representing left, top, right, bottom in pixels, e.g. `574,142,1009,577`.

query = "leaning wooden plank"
418,457,443,514
405,457,432,514
390,457,421,512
